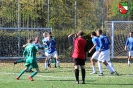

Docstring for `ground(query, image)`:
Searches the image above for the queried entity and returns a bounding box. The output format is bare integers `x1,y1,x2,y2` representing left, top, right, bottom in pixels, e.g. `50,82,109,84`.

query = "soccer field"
0,62,133,88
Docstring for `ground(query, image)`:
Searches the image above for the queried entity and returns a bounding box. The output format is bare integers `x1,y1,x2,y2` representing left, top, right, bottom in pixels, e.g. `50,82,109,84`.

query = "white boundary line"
0,72,133,79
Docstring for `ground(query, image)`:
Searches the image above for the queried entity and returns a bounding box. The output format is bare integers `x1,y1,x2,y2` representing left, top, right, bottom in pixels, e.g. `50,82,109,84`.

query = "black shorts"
74,58,85,65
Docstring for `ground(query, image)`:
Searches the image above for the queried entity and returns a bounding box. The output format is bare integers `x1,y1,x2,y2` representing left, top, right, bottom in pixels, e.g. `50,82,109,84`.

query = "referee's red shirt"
72,37,87,59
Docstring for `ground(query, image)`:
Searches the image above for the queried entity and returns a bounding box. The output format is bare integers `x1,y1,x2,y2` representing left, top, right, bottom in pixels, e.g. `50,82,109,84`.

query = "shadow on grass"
90,83,133,85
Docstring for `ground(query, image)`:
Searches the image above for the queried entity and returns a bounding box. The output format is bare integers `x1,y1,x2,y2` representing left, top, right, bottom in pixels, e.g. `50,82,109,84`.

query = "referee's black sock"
75,69,79,82
81,69,85,84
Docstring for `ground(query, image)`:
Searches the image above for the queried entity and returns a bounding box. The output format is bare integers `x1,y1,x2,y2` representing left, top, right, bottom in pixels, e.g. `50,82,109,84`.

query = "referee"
70,30,87,84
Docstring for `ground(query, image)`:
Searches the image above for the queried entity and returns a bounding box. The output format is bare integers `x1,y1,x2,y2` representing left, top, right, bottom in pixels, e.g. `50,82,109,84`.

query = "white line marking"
0,72,133,79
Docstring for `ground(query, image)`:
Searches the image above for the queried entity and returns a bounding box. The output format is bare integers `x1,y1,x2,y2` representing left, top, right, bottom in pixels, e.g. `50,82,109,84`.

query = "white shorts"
129,51,133,56
45,51,58,59
98,49,110,62
92,51,99,60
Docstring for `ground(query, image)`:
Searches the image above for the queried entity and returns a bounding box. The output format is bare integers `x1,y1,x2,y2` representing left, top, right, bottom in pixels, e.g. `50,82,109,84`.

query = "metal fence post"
18,0,21,56
74,0,77,32
111,21,114,58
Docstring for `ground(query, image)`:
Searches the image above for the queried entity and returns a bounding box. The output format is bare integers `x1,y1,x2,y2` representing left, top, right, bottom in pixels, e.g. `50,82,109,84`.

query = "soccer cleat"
115,71,119,76
99,73,104,76
14,61,17,65
16,76,20,80
110,71,115,74
28,76,34,81
90,72,97,74
54,64,57,68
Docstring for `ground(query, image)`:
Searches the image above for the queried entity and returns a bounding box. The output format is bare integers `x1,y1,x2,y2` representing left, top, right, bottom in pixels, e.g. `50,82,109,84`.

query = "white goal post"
105,21,133,58
0,27,52,59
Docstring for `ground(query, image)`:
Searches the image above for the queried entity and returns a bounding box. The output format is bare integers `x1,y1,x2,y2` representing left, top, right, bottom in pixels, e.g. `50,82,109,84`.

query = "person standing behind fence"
72,30,87,84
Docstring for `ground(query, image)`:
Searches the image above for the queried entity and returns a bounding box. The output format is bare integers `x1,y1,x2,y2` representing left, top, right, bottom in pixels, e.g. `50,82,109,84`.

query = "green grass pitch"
0,61,133,88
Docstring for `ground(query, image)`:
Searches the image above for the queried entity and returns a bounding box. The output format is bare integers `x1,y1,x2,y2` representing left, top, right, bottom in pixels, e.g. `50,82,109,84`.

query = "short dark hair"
130,32,133,34
97,29,102,34
91,32,96,36
78,30,84,36
27,39,33,43
48,32,52,35
49,36,53,39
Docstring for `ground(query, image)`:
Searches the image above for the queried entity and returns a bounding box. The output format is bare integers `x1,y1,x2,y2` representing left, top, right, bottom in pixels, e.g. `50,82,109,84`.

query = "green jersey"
23,44,39,62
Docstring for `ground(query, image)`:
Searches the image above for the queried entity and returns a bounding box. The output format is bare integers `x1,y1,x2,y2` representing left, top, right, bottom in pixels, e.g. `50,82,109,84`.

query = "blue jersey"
46,40,56,54
92,36,100,51
125,37,133,51
99,35,111,51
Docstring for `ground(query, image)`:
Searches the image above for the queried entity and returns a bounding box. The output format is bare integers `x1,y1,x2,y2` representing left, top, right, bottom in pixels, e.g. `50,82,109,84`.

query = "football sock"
16,59,25,63
98,62,103,73
57,60,60,66
107,65,113,72
75,69,79,81
53,58,56,65
108,61,116,72
92,66,97,73
128,60,130,65
18,69,26,77
31,71,38,77
45,62,48,68
81,69,85,82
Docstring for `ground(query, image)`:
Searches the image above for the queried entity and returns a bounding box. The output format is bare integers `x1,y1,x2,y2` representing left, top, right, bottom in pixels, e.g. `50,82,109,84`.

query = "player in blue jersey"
44,36,60,69
96,29,118,76
42,32,57,68
125,32,133,66
89,32,100,74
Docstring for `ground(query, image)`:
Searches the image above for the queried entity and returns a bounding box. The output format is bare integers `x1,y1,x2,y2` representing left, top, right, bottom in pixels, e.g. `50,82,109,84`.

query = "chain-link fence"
106,21,133,58
0,0,132,59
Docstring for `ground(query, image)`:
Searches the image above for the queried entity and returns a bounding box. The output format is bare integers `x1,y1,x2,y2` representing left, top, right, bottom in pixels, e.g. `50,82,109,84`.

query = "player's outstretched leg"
108,61,119,76
103,61,114,75
16,67,28,80
14,59,25,65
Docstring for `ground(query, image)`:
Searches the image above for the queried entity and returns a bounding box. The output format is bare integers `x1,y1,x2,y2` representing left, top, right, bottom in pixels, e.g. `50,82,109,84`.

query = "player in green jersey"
16,39,40,81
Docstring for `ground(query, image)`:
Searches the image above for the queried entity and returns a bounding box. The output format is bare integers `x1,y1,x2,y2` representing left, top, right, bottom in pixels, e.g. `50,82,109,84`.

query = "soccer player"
16,39,40,81
89,32,100,74
125,32,133,66
96,29,118,76
14,37,43,72
44,36,60,69
72,30,87,84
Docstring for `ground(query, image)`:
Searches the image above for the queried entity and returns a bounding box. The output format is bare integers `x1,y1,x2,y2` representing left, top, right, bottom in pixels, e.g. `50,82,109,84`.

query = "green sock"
53,58,56,65
16,59,25,63
31,71,38,77
18,70,26,77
